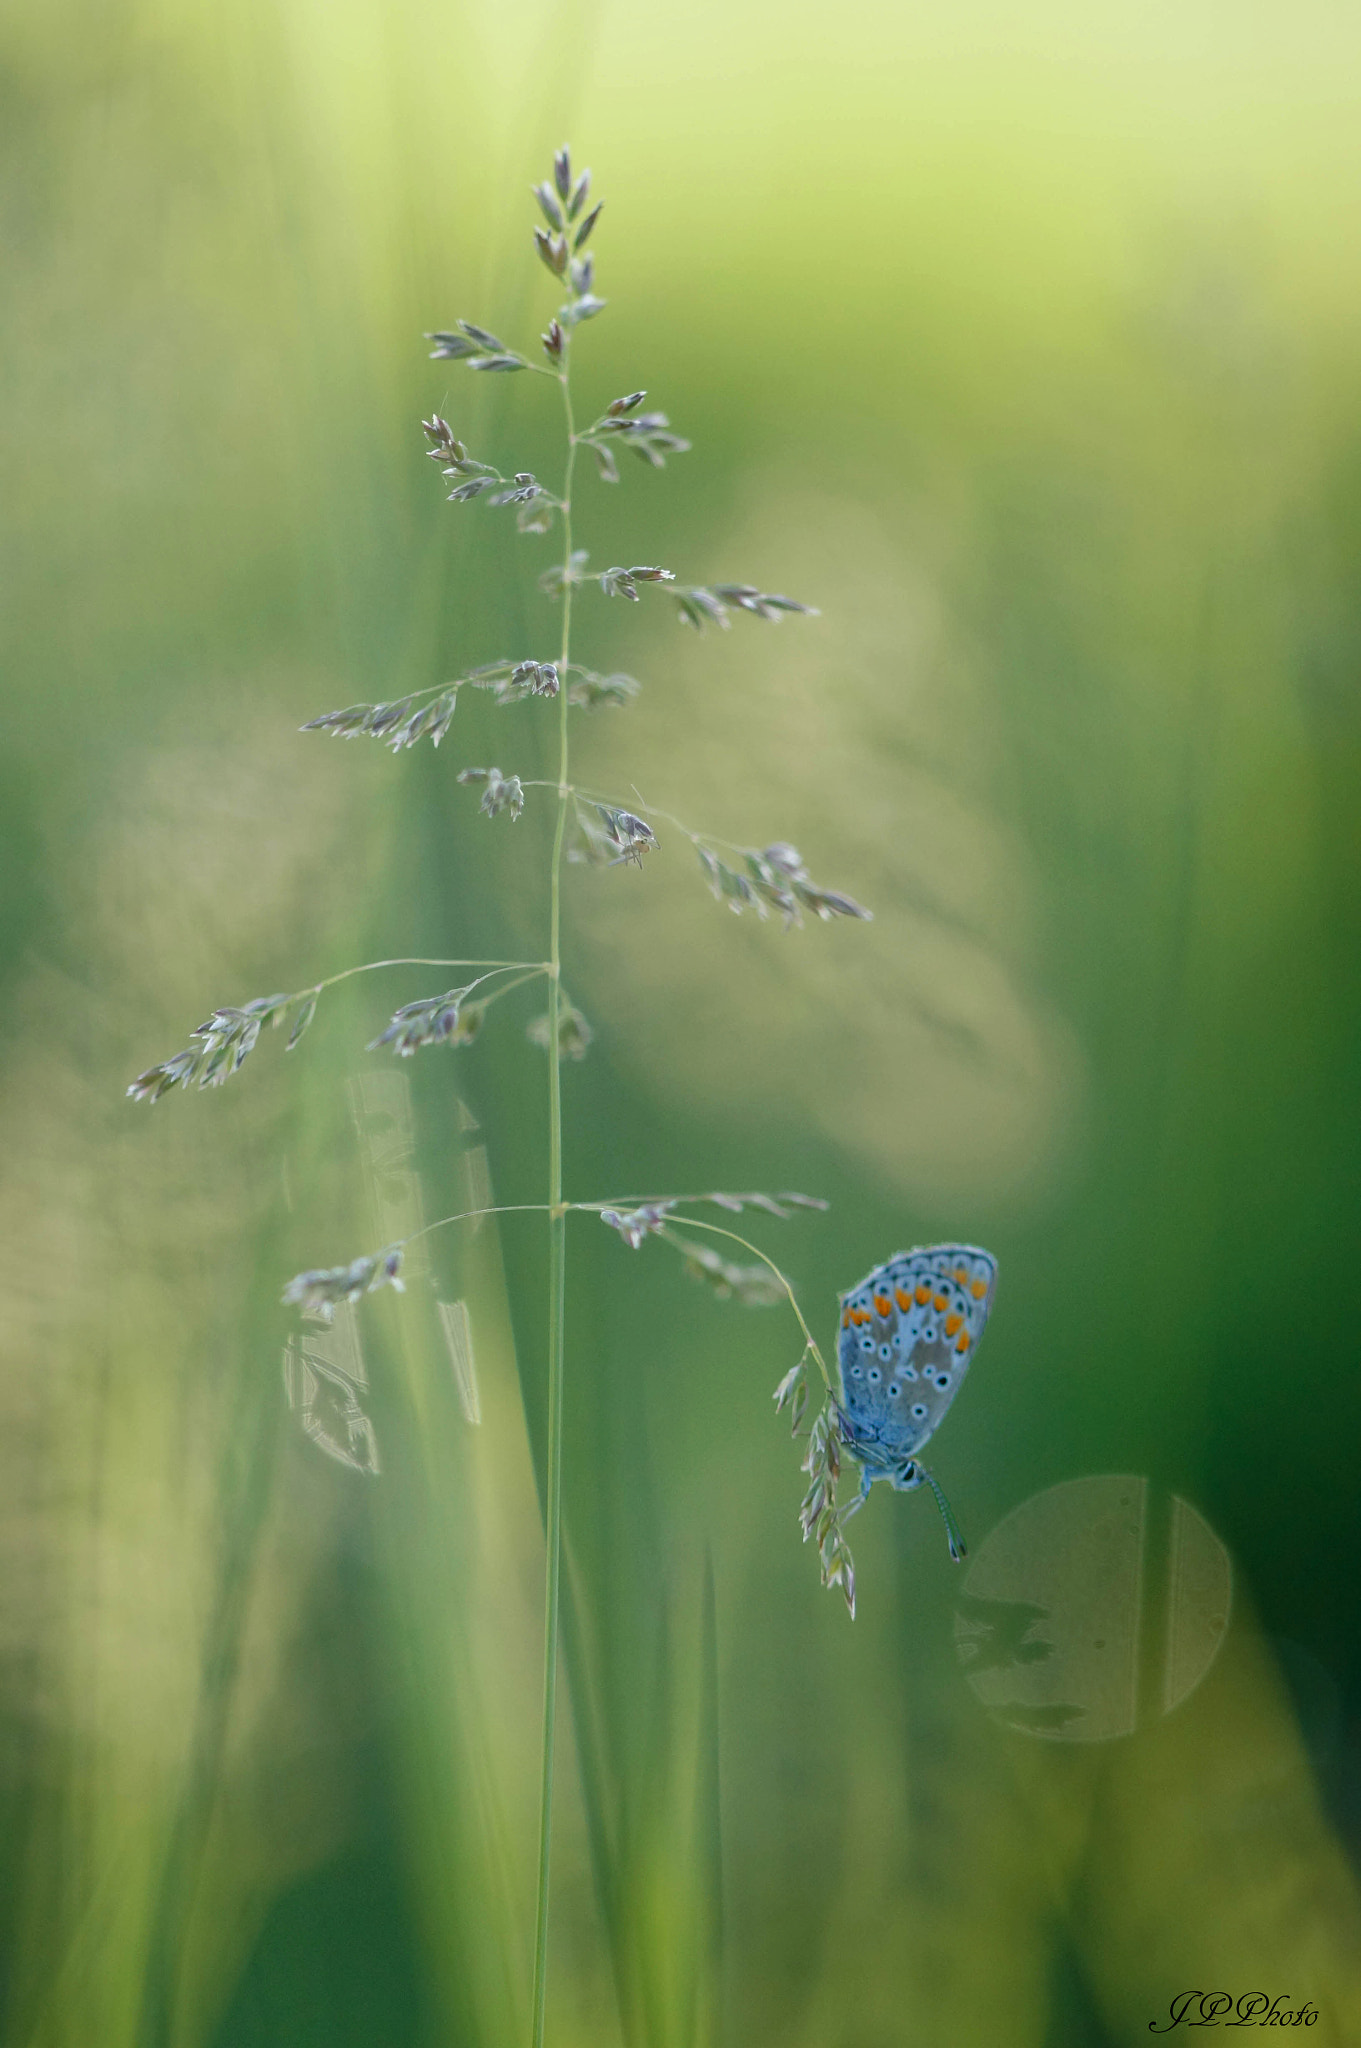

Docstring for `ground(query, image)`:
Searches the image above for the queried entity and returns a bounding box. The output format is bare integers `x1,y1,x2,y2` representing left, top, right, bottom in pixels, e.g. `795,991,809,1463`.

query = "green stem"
314,955,544,992
532,353,578,2048
471,967,549,1011
654,1215,834,1391
401,1201,553,1251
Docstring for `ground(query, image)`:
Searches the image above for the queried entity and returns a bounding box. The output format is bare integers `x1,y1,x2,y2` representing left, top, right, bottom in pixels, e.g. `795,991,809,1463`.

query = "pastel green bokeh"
3,0,1360,2042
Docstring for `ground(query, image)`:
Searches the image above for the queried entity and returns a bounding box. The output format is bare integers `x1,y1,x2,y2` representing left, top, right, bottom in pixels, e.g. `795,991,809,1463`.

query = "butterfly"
836,1243,998,1559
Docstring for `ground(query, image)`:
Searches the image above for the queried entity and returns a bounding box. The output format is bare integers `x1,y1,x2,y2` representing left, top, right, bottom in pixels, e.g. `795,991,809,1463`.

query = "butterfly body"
836,1244,997,1551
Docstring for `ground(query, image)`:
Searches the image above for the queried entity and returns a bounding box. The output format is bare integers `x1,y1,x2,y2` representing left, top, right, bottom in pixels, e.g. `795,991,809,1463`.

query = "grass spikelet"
799,1398,856,1616
281,1245,405,1321
368,988,484,1055
457,767,525,820
526,998,592,1062
696,839,871,926
127,989,316,1102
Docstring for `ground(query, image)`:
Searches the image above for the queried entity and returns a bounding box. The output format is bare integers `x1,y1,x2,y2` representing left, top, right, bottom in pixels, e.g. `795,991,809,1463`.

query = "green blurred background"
3,0,1361,2041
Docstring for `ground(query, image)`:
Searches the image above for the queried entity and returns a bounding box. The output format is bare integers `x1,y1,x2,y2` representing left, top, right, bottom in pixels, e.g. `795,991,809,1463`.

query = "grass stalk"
125,142,871,2042
531,351,579,2048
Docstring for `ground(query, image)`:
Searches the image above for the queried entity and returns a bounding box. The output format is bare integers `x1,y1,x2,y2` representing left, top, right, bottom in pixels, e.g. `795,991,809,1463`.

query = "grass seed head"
566,668,640,711
694,840,871,927
282,1245,405,1321
670,1236,785,1306
457,767,525,820
127,991,314,1103
527,999,593,1062
368,988,481,1056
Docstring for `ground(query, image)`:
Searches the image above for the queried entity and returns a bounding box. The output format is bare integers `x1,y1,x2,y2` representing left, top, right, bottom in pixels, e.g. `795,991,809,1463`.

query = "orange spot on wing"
971,1277,988,1298
842,1307,852,1329
852,1307,871,1325
944,1313,963,1337
915,1284,931,1305
955,1332,970,1353
895,1287,913,1312
932,1293,947,1312
954,1265,968,1283
873,1292,893,1317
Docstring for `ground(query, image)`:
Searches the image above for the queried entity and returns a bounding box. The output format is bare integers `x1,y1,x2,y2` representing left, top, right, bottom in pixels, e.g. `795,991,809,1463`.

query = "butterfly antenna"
919,1467,968,1562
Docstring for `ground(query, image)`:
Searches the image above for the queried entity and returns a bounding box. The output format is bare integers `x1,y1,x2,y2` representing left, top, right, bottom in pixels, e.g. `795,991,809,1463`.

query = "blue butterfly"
836,1244,998,1559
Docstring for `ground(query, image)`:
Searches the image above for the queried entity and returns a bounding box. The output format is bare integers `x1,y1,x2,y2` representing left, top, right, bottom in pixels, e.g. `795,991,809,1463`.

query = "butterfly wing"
837,1244,997,1468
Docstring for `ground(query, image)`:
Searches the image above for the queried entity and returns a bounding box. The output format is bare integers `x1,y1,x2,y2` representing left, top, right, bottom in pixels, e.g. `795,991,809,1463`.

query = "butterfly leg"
839,1460,875,1522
